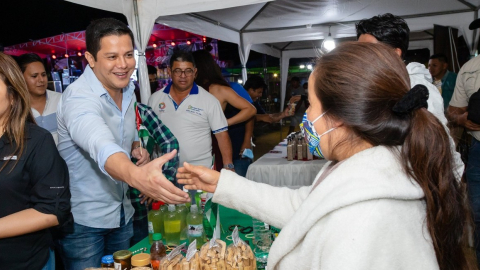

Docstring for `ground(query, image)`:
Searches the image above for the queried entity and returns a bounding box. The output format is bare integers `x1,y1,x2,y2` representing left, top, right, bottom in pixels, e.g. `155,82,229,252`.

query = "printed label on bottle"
114,262,121,270
187,224,203,237
148,221,154,234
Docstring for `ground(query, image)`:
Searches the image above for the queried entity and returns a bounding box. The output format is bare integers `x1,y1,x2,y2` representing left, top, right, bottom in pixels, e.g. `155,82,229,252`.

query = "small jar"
113,250,132,270
101,255,114,268
131,253,151,269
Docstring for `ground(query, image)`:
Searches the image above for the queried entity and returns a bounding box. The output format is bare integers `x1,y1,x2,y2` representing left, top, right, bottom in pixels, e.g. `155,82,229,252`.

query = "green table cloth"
129,205,254,254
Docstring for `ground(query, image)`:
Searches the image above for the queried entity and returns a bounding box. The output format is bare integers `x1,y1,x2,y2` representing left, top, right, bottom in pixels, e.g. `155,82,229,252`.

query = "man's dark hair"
16,53,44,73
147,65,157,75
86,18,134,61
244,75,267,91
430,53,448,64
291,76,300,83
356,13,410,59
169,50,195,68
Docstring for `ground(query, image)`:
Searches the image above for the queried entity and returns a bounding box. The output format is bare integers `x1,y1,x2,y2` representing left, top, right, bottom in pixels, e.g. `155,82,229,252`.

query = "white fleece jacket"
407,62,464,180
213,146,439,270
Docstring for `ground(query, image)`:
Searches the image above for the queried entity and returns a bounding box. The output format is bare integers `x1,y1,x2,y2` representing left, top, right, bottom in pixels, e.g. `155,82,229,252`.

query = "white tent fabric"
68,0,480,106
67,0,271,102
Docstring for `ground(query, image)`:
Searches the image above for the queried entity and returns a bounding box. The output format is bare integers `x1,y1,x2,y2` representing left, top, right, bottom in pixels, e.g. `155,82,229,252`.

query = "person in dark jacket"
0,52,71,270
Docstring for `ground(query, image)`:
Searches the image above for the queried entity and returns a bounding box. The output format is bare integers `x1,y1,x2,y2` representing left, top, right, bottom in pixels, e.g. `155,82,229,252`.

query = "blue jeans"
466,138,480,262
40,249,55,270
233,158,251,177
57,217,133,270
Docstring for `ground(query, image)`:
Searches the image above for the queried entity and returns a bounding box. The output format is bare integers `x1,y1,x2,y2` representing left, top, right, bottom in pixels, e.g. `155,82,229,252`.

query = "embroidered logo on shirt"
158,102,166,113
186,105,204,116
3,156,17,160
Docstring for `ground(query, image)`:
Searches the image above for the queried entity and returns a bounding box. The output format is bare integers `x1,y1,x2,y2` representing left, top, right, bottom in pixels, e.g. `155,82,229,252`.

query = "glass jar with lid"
131,253,151,269
113,250,132,270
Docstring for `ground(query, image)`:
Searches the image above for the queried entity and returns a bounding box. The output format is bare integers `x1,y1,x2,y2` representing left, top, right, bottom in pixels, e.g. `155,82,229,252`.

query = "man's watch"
224,163,235,169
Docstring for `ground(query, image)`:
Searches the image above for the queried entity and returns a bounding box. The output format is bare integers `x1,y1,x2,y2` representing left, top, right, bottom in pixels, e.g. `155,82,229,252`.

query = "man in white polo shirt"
148,51,233,170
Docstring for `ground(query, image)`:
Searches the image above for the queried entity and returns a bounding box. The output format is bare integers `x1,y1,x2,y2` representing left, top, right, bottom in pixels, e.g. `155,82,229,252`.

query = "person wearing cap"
447,17,480,265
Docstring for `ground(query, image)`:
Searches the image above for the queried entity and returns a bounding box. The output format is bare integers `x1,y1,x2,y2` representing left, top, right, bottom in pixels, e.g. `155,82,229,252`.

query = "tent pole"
473,10,479,55
133,0,142,48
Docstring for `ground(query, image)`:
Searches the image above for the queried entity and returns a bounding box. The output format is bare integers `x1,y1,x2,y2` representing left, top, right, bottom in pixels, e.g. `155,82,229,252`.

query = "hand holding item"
131,145,150,166
177,162,220,193
133,149,190,204
289,95,301,103
459,112,480,131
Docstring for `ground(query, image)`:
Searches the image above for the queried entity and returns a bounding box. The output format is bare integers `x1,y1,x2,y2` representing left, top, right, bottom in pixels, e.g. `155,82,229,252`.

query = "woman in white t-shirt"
16,53,62,144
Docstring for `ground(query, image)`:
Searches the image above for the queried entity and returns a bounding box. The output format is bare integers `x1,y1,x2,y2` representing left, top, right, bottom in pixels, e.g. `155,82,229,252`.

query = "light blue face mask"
299,112,335,158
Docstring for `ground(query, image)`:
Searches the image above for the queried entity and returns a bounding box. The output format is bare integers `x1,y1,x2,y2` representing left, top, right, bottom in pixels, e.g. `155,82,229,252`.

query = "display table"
129,205,255,253
246,140,328,188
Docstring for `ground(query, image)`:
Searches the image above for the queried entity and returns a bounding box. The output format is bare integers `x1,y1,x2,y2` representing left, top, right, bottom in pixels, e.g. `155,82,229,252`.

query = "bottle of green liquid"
186,205,205,249
176,204,189,245
148,202,164,244
164,205,181,246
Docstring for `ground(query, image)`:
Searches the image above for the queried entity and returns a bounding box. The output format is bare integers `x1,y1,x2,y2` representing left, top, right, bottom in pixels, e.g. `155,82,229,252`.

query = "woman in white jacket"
177,42,473,270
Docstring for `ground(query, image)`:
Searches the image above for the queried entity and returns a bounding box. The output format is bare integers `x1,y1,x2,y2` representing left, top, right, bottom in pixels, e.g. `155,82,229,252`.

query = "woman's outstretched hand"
176,162,220,193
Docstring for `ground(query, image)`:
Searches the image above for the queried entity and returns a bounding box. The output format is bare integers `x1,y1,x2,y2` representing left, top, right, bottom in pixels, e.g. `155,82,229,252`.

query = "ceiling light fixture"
321,25,336,52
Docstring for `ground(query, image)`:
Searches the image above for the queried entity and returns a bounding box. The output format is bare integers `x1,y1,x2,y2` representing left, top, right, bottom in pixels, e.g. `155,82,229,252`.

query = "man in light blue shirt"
56,18,189,270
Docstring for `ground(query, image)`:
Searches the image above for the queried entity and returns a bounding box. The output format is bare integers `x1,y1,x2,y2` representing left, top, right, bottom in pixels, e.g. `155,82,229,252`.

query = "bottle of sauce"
101,255,114,268
148,201,164,244
113,250,132,270
186,204,205,249
164,204,181,246
150,233,166,270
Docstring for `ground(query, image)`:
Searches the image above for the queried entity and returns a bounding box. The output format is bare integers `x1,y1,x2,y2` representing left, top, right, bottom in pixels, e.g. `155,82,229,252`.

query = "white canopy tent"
68,0,480,106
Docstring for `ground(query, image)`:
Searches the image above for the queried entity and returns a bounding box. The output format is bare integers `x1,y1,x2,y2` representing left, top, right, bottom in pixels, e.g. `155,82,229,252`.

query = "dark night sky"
0,0,127,47
0,0,280,67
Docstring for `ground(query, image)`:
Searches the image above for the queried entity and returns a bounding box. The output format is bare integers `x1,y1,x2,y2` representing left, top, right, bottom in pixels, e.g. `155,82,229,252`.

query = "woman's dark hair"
314,42,472,270
86,18,134,60
192,50,229,88
0,53,35,172
356,13,410,59
244,75,267,91
16,53,44,73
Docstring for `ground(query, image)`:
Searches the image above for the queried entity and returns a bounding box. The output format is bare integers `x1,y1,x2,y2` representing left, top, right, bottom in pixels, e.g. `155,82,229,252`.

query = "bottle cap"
190,205,198,213
131,253,151,267
153,233,162,241
101,255,114,264
152,202,160,210
168,204,176,211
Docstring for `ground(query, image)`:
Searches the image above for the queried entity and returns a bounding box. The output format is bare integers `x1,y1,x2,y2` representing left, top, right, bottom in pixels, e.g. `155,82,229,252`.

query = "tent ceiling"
154,0,478,55
179,0,476,33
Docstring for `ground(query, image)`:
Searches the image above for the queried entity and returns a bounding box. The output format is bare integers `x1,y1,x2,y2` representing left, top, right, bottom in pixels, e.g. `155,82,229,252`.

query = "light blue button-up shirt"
57,66,136,228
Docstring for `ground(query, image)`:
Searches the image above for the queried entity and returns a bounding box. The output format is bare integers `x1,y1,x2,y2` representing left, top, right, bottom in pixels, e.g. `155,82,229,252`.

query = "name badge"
3,156,17,160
